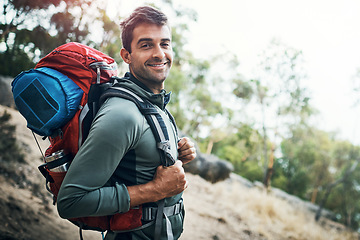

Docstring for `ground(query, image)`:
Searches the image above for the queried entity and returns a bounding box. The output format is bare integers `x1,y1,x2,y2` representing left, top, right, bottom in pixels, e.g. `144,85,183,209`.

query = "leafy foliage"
0,0,121,77
278,126,360,228
209,124,264,179
279,127,332,198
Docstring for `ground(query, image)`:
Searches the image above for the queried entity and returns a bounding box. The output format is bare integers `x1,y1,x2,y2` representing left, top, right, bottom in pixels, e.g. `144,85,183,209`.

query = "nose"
152,45,166,59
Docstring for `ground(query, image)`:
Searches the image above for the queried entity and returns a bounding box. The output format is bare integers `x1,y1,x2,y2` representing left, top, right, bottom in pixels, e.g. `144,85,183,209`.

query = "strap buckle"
157,141,176,166
157,141,171,152
142,199,184,222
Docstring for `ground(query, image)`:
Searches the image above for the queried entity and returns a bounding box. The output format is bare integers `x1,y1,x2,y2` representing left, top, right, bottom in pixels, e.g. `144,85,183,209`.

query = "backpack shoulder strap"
100,86,176,167
100,85,177,240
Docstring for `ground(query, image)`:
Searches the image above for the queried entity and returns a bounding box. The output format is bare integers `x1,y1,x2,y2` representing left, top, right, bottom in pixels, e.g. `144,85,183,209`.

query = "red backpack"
12,42,144,233
12,42,177,237
35,42,117,157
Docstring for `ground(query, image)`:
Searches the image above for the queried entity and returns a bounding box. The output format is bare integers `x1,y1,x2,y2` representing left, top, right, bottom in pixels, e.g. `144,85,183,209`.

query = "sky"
109,0,360,145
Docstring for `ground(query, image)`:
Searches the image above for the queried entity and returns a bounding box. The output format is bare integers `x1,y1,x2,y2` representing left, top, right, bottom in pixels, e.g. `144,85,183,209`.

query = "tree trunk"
263,143,275,188
206,140,214,155
311,188,318,203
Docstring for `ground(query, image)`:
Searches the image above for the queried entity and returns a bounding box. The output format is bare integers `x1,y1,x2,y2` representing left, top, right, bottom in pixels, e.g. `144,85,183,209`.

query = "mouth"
147,62,168,67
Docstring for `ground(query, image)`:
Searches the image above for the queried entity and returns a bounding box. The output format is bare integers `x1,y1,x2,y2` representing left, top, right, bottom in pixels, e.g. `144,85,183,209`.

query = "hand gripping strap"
100,86,177,239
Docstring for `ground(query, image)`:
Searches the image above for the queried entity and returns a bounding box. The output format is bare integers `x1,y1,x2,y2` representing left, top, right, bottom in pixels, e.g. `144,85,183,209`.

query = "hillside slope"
0,105,358,240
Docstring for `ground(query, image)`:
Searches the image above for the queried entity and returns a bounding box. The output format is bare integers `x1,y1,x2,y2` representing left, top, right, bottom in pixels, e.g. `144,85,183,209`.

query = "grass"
210,177,358,240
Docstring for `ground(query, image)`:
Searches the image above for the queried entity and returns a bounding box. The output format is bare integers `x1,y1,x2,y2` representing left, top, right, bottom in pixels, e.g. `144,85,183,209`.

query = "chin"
153,73,169,82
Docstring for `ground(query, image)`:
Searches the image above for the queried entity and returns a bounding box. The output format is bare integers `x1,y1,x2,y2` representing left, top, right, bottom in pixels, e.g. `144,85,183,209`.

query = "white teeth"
149,63,166,67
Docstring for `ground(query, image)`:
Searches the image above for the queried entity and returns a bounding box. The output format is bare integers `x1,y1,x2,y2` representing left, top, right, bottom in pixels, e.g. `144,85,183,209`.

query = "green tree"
164,7,234,142
0,0,119,76
211,123,264,180
315,142,360,229
1,0,65,76
247,39,315,187
278,127,333,199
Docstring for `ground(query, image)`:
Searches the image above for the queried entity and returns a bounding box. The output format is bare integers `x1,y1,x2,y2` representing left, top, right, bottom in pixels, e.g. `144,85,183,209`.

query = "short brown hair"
120,6,169,53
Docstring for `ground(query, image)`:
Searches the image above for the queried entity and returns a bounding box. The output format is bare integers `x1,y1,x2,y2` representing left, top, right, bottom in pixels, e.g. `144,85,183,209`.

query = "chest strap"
142,199,184,222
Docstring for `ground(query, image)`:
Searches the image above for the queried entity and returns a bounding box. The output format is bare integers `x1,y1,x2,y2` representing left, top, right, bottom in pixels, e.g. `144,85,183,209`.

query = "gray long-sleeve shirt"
57,74,183,239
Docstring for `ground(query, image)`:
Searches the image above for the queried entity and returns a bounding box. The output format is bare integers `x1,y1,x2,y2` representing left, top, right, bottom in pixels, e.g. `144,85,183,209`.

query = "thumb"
174,160,183,167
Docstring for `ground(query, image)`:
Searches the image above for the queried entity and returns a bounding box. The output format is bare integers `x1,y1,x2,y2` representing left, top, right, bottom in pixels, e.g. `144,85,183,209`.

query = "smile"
148,62,167,67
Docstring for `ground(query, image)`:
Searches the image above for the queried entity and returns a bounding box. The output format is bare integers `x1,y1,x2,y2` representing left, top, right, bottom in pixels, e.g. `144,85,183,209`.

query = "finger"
155,164,166,174
177,137,187,149
178,137,194,150
174,160,183,167
179,151,196,164
178,146,196,157
180,154,195,162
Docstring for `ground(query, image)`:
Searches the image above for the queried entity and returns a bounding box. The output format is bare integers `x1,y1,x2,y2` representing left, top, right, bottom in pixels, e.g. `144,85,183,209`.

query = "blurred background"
1,0,360,239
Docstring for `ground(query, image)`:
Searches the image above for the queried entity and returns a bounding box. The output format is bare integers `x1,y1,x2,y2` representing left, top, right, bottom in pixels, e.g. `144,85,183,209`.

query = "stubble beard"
131,61,171,88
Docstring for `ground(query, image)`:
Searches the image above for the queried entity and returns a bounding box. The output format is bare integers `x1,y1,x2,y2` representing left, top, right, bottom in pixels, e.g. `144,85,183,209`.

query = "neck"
150,85,164,94
128,72,165,94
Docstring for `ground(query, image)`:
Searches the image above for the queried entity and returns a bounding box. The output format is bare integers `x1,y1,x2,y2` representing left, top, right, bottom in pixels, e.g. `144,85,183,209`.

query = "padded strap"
100,86,177,238
100,86,176,166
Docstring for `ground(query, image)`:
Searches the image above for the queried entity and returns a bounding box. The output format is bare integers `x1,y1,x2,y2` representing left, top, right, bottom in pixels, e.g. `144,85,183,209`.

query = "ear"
120,48,131,64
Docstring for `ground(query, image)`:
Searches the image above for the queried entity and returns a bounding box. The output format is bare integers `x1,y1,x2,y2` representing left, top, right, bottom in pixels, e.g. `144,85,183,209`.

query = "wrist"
127,180,164,207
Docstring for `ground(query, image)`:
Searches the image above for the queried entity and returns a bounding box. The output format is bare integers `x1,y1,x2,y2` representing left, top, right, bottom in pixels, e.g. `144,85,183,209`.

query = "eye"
161,42,171,48
140,43,152,49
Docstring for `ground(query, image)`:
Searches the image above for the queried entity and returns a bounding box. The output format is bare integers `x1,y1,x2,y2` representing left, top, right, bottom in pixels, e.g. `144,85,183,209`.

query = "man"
57,5,196,240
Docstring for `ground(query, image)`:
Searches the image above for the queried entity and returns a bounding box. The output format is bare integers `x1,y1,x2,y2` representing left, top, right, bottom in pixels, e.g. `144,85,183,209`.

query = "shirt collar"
124,72,172,108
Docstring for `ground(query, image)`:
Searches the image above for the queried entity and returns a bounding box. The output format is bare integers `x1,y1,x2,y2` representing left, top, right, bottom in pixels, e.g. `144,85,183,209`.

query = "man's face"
123,23,173,93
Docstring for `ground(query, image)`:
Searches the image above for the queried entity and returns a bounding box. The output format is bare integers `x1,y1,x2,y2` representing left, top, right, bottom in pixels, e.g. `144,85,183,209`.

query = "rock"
184,152,234,183
178,131,234,183
0,75,15,108
227,173,254,188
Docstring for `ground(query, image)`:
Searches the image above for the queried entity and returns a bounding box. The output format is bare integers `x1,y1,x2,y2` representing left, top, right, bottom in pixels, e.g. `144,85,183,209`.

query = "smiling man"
120,22,172,93
57,5,196,240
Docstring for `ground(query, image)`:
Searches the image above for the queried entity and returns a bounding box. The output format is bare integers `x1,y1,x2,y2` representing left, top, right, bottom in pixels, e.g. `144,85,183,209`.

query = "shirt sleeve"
57,98,145,219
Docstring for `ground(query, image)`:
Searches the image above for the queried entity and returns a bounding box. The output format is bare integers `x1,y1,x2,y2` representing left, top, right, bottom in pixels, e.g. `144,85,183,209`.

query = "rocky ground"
0,105,358,240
